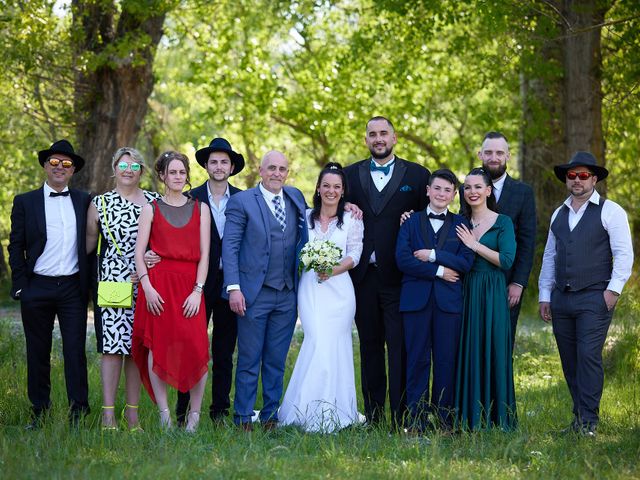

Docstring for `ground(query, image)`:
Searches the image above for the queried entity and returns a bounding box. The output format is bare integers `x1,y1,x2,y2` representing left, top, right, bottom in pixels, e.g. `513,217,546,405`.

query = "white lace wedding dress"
279,210,364,433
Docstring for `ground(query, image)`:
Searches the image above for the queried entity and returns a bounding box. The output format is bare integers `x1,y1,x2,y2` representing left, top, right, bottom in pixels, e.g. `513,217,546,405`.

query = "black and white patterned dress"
94,190,159,355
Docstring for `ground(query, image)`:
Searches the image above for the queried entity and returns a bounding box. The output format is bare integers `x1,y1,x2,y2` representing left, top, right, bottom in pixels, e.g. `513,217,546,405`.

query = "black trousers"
176,270,237,421
551,287,614,426
509,291,523,350
354,264,407,428
20,274,89,416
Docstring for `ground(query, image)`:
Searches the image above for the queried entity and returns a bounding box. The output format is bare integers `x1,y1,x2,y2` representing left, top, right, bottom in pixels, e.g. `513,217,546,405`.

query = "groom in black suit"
478,132,536,346
9,140,91,428
344,116,430,429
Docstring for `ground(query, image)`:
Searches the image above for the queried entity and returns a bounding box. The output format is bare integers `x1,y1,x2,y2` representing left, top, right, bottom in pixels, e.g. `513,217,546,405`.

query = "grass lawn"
0,302,638,479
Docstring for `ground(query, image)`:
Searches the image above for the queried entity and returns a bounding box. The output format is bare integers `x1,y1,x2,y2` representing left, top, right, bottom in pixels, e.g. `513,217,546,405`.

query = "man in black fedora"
146,137,244,425
539,151,633,437
9,139,92,428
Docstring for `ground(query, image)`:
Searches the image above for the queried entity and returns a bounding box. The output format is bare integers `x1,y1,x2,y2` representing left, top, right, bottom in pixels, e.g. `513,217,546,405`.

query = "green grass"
0,303,639,479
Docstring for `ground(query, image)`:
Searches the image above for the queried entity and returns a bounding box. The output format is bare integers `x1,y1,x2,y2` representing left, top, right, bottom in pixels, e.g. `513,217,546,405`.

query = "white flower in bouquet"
298,240,343,281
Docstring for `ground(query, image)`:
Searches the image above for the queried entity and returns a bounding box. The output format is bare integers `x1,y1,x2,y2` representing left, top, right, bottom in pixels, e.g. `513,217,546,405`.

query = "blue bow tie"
370,160,394,176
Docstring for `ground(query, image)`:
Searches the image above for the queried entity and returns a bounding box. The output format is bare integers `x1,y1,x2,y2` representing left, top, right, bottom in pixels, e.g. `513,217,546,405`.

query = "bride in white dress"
279,163,364,433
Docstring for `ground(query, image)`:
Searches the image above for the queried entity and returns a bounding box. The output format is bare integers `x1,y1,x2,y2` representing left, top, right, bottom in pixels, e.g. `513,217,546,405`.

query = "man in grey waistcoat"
539,151,633,437
222,150,308,431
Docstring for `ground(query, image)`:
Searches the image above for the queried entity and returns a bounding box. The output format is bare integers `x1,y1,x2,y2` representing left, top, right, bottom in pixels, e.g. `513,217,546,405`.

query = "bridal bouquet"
298,240,343,279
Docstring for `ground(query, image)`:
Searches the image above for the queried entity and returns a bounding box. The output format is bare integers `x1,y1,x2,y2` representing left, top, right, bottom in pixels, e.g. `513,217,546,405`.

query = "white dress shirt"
33,183,79,276
425,206,446,278
538,190,633,302
492,173,507,202
369,156,395,264
207,182,230,269
370,156,396,192
259,182,286,218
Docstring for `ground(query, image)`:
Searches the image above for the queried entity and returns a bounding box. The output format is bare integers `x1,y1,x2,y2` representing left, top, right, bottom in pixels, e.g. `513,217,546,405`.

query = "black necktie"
49,191,70,197
428,212,446,221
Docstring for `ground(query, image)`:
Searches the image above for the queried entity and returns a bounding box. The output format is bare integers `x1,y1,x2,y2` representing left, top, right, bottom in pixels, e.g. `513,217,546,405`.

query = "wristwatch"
193,282,204,293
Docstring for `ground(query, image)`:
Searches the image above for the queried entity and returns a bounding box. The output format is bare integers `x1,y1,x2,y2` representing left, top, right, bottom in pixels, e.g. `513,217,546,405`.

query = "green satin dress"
455,214,517,431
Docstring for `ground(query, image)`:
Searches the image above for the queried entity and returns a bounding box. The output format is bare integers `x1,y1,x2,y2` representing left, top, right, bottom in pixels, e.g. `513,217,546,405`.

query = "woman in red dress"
133,151,211,432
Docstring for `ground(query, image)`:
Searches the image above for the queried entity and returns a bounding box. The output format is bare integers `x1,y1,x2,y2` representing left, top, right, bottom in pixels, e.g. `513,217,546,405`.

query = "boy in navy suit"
396,169,474,433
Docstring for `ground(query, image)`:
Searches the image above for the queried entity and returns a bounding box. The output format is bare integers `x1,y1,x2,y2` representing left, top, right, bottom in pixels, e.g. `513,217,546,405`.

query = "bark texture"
71,0,168,194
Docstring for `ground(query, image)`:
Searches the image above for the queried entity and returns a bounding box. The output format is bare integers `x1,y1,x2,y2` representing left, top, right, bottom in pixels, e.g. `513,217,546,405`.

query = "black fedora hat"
195,137,245,175
38,139,86,172
553,151,608,183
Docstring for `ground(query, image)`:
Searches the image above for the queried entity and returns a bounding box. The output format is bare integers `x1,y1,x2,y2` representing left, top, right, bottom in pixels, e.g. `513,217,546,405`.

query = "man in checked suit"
344,116,430,429
9,140,91,429
478,131,536,347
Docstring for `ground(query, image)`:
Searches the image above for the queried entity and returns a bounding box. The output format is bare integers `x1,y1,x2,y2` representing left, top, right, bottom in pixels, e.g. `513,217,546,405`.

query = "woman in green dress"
454,167,517,431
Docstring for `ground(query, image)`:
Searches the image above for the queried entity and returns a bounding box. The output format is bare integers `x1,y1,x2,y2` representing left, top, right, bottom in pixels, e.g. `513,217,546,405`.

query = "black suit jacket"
8,187,91,300
188,181,242,300
344,157,430,286
496,175,536,287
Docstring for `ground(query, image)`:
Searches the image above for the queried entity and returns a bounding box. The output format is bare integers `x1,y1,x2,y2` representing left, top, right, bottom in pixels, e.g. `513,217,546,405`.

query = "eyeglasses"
117,161,141,172
566,171,594,180
48,158,74,169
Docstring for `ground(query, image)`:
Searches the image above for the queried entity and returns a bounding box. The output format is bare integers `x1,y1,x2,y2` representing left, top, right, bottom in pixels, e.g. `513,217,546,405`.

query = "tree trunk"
70,0,168,195
520,0,610,249
562,0,608,186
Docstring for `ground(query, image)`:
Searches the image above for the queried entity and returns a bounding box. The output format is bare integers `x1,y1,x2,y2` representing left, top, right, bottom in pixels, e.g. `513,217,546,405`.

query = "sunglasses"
566,171,594,180
117,161,141,172
48,158,74,169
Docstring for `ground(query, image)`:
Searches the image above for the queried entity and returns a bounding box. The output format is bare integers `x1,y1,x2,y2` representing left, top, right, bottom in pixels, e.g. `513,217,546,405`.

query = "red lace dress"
132,199,209,402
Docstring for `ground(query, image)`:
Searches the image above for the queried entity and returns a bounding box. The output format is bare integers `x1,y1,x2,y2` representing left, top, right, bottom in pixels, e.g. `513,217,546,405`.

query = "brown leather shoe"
262,420,278,432
238,422,253,432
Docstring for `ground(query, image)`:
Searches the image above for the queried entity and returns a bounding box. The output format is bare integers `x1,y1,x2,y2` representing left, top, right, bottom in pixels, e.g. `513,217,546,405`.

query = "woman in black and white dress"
86,147,159,431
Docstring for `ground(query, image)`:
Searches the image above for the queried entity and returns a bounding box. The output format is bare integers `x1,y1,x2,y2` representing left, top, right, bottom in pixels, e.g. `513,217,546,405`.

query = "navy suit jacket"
189,181,241,300
396,210,474,313
221,185,308,307
8,186,91,300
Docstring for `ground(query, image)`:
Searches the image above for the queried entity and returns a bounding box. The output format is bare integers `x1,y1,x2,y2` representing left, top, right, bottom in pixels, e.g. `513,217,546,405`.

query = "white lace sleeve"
345,216,364,267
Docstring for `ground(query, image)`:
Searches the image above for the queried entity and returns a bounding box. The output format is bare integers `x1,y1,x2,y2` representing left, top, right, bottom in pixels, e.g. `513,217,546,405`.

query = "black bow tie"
428,212,446,221
49,191,70,197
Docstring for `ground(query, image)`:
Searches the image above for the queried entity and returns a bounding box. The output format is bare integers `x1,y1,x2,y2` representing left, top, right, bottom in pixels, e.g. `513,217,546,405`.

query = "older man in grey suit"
222,150,308,431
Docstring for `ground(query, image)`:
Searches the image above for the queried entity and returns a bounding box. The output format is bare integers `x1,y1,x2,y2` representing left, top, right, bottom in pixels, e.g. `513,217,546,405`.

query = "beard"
483,161,507,180
369,145,394,160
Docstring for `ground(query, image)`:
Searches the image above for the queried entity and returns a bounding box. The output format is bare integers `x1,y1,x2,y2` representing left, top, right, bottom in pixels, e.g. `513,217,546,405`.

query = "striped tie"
272,196,286,231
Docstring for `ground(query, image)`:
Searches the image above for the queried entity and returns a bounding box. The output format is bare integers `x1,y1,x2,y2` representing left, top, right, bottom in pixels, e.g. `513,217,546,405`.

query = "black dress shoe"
578,424,597,438
559,418,580,435
25,418,42,431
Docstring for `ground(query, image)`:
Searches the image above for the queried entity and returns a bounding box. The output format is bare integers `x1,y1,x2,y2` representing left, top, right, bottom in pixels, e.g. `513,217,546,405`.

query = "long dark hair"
309,162,348,229
460,167,497,219
155,151,192,194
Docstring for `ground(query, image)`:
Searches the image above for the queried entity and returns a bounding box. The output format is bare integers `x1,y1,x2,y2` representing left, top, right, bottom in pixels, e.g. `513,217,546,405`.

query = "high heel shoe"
185,411,200,433
159,408,172,429
122,404,144,433
101,406,118,431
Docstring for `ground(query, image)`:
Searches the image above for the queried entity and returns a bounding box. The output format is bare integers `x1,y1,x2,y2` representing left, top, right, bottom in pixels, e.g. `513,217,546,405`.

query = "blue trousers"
234,286,297,424
404,293,461,428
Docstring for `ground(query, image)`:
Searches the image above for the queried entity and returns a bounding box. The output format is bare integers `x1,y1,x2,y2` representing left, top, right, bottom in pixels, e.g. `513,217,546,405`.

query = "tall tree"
71,0,175,194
